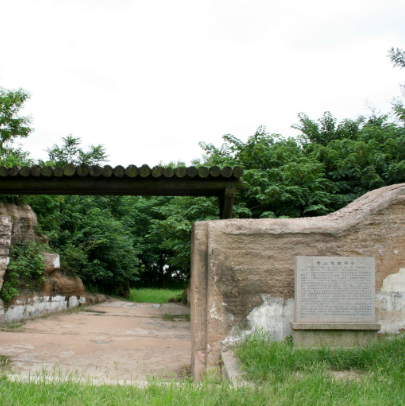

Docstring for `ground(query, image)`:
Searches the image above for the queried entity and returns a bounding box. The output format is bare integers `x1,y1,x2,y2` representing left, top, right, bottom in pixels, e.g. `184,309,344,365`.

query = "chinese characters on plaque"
294,256,375,323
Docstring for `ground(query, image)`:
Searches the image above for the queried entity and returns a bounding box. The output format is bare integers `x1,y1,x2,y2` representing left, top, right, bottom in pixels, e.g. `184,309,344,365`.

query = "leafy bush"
1,241,46,304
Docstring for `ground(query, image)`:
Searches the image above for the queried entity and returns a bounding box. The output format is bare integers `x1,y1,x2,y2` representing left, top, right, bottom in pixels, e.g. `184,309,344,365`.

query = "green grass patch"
236,331,405,382
129,288,183,303
232,331,405,404
0,377,270,406
1,331,405,406
0,366,404,406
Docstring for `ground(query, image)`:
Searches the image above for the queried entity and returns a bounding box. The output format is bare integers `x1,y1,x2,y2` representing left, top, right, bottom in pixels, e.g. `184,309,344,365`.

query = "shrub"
1,241,46,304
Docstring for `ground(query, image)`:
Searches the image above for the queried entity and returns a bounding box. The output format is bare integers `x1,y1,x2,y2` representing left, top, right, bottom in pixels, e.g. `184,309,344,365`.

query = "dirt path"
0,299,191,382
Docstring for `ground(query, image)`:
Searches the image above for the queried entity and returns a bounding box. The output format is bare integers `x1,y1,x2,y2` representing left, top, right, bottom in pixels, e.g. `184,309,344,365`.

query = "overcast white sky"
1,0,404,166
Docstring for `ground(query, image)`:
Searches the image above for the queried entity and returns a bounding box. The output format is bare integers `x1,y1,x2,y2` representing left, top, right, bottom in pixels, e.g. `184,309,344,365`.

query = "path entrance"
0,299,191,382
0,163,244,380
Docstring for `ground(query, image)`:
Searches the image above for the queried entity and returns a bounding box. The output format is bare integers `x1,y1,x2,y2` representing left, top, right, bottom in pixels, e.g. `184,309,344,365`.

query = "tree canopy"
0,86,32,167
45,135,108,167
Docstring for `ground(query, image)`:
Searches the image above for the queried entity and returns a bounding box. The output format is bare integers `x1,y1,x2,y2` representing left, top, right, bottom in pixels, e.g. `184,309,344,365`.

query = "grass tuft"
161,312,175,321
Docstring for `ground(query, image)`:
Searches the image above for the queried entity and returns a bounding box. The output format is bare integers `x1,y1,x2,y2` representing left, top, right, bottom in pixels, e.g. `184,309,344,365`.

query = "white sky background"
1,0,404,167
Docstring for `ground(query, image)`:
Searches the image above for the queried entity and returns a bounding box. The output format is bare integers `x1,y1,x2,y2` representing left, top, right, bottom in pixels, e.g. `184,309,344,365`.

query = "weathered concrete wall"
190,183,405,378
0,294,106,325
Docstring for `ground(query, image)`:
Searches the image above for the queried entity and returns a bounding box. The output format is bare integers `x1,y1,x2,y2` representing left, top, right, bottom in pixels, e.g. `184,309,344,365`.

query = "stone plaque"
294,256,375,323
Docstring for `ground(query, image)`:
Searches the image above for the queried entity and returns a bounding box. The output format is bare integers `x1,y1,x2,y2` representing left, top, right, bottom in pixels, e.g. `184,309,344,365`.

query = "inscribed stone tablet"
294,256,375,323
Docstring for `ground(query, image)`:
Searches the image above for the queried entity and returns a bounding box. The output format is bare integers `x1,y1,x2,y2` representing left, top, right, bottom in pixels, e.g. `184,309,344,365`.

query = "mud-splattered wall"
190,184,405,380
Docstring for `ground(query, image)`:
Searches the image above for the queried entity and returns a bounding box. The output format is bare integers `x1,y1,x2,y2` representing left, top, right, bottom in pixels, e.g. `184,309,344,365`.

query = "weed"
0,356,12,371
161,313,190,322
0,321,25,332
161,313,175,321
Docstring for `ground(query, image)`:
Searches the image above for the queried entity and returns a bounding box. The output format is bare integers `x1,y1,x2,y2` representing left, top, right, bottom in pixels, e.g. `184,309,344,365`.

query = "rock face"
190,183,405,379
0,203,44,245
42,253,61,275
0,216,12,291
43,273,86,297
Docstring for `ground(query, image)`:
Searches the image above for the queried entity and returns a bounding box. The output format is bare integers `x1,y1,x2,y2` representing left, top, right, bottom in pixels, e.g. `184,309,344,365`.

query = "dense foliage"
0,86,33,172
1,241,46,303
204,112,405,219
0,86,32,154
1,48,405,295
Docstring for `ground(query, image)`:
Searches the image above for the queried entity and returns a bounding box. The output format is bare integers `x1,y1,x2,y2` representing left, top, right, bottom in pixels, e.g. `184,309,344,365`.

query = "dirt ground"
0,299,191,382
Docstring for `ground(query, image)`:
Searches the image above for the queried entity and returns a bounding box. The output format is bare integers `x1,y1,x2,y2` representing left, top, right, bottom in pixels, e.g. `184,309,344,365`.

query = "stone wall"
190,183,405,379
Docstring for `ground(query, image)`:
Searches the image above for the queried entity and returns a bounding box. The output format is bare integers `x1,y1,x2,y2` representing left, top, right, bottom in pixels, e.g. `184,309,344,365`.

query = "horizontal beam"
0,176,243,196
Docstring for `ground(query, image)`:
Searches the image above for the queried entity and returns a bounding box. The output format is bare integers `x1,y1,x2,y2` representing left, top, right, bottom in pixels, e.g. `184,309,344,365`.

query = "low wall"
0,294,106,325
190,184,405,380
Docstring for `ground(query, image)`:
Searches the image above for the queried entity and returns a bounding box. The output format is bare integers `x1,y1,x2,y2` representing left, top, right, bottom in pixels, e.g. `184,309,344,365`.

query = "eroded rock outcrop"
0,203,45,245
0,216,11,292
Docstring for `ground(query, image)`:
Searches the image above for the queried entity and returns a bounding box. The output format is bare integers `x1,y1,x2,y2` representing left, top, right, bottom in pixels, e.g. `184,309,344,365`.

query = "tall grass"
233,331,405,404
2,366,405,406
236,331,405,383
0,377,269,406
128,288,183,303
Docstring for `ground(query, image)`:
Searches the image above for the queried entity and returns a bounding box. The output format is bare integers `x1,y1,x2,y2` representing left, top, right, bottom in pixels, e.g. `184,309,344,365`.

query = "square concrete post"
190,222,208,381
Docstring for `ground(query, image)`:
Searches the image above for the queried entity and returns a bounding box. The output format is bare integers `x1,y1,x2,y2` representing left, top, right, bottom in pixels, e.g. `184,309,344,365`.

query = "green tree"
389,47,405,69
199,112,405,219
28,194,140,296
119,196,176,288
27,137,117,294
199,125,338,218
0,86,32,151
388,47,405,123
44,135,108,166
0,86,33,168
301,114,405,202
